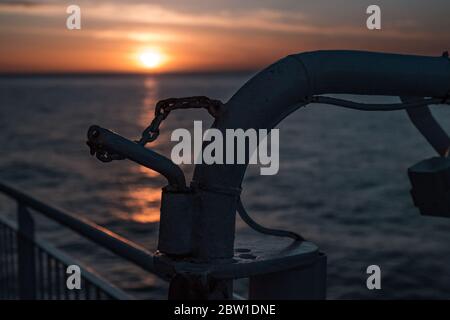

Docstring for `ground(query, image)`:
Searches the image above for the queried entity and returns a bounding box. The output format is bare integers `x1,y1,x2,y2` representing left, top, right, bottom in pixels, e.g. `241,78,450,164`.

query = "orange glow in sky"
0,1,448,73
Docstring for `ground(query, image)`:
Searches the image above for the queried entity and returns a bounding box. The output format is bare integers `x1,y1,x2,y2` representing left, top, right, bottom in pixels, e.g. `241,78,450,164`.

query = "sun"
138,50,164,69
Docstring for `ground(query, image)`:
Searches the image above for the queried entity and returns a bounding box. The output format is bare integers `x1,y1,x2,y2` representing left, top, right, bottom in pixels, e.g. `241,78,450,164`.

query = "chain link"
86,140,126,162
137,96,223,146
87,96,223,162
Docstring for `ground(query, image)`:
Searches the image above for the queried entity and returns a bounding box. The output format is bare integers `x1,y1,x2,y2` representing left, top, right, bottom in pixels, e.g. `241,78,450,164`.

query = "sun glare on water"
138,50,165,69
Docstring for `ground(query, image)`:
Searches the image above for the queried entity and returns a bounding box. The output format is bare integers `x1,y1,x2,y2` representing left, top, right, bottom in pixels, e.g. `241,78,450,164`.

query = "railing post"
17,203,36,300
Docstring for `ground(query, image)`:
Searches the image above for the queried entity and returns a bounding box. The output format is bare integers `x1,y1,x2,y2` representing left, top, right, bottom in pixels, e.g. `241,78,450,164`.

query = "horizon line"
0,69,259,77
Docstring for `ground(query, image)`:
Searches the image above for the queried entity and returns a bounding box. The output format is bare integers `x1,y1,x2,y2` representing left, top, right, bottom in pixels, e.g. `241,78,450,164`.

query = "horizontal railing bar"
0,182,157,276
0,215,133,300
0,215,15,235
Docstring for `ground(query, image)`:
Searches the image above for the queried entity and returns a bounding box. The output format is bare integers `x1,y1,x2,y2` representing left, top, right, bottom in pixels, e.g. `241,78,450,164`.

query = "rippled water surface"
1,74,450,299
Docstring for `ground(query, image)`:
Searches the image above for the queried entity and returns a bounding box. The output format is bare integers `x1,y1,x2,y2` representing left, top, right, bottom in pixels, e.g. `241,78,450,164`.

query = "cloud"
0,0,443,49
0,0,56,6
0,1,61,14
0,0,36,5
90,30,182,43
0,1,434,40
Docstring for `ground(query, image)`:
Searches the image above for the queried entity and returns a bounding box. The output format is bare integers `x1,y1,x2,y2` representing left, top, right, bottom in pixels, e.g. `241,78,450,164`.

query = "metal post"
17,203,36,300
164,188,237,300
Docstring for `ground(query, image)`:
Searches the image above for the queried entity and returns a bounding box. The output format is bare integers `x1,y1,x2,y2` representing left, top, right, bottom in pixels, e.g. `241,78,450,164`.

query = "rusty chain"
87,96,223,162
137,96,223,146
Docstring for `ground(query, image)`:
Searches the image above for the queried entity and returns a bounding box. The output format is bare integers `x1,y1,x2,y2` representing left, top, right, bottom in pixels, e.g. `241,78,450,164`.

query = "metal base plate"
154,235,320,280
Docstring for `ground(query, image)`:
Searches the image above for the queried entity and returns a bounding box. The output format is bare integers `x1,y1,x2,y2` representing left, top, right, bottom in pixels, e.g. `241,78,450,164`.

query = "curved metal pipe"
194,50,450,190
87,125,186,190
191,50,450,259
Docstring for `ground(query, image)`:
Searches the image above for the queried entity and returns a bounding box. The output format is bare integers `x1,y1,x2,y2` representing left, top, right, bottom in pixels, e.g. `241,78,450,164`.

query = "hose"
237,198,304,242
311,96,447,111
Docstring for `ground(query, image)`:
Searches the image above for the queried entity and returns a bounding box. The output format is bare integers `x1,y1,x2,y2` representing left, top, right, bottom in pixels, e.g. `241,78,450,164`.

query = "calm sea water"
1,74,450,299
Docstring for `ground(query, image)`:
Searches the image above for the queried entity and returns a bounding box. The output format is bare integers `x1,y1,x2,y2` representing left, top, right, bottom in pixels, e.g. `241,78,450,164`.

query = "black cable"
237,198,304,242
229,95,449,241
311,96,446,111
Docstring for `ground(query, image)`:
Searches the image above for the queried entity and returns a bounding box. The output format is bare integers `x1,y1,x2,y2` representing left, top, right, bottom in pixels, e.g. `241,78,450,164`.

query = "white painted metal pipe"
191,50,450,259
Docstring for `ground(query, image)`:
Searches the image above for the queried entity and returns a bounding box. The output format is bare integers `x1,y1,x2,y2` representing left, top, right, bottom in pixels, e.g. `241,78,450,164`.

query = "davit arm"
192,50,450,259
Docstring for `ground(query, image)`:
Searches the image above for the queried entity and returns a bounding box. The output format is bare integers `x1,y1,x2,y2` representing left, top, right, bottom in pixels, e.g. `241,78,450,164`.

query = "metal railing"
0,182,159,300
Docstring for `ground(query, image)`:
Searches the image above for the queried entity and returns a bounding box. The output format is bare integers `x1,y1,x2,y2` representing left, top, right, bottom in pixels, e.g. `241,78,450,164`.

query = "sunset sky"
0,0,449,73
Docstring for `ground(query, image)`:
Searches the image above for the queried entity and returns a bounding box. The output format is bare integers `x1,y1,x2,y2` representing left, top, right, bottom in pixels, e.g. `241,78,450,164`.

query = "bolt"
91,129,99,138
